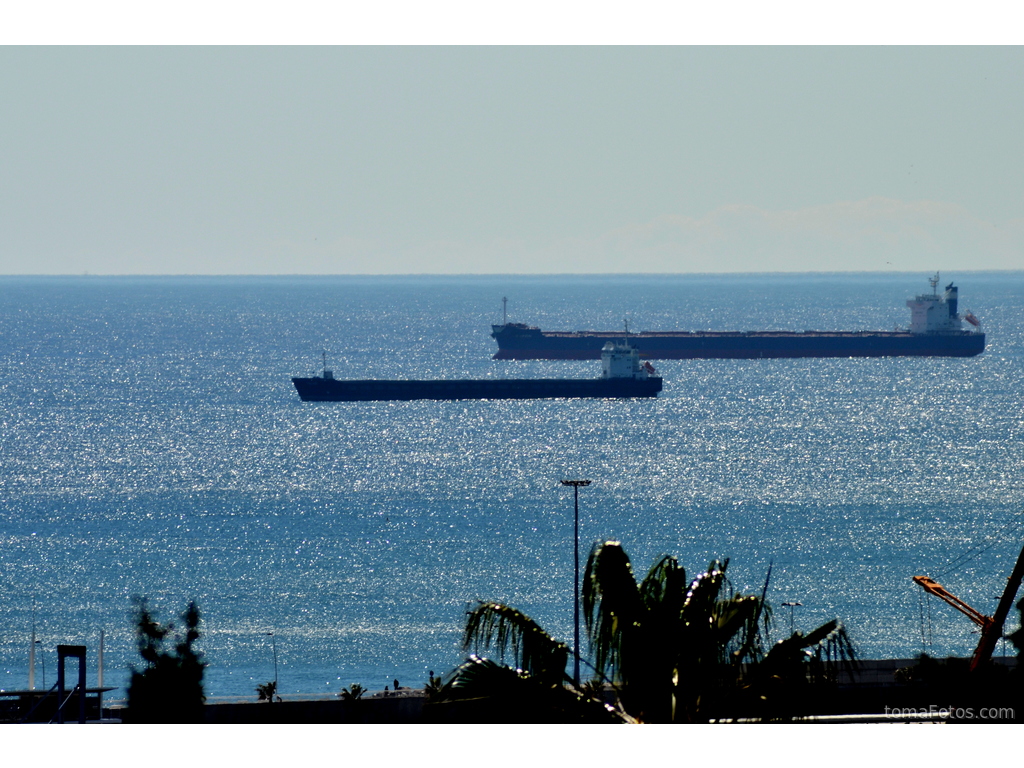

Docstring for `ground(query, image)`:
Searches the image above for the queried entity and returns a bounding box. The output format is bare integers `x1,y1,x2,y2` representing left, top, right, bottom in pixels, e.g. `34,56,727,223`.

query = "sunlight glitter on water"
1,273,1022,697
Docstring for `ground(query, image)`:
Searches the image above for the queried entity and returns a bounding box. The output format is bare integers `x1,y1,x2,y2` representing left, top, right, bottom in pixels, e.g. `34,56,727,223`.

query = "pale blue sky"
2,45,1022,274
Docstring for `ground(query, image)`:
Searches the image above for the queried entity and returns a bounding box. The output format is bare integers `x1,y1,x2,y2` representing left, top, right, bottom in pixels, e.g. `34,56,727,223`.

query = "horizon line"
1,269,1021,279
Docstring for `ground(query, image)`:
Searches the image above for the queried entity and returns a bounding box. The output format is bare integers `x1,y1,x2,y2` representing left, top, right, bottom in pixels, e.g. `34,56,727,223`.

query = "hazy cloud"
553,198,1024,274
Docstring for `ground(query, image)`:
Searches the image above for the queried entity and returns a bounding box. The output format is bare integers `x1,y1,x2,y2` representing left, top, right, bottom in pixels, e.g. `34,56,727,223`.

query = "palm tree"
452,540,856,723
339,683,366,701
583,540,856,722
256,680,277,703
582,541,765,721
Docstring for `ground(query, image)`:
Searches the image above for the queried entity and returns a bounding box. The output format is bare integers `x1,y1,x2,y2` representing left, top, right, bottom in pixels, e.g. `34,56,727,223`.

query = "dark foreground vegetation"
123,597,205,723
428,540,857,723
110,540,1024,724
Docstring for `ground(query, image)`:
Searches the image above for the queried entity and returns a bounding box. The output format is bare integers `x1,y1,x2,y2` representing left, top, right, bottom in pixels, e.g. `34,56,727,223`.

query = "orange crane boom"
913,541,1024,672
911,575,992,630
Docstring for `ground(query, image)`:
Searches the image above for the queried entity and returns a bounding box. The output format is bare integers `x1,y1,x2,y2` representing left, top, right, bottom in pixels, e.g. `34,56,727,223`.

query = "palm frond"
682,560,730,616
714,595,764,664
760,619,858,683
734,561,774,663
462,601,569,685
583,541,645,680
446,654,531,695
804,620,859,684
639,555,685,609
439,655,631,723
680,560,730,656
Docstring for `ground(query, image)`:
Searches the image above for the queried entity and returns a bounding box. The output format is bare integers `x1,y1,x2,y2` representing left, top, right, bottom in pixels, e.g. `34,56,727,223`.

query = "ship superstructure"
906,275,972,334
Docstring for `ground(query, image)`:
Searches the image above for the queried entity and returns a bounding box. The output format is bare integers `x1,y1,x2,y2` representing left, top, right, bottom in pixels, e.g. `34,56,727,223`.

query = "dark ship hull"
490,327,986,360
292,376,663,401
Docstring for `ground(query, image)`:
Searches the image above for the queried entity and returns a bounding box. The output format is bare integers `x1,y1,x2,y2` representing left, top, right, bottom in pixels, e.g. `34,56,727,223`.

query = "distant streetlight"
266,632,278,690
34,640,45,690
561,479,592,687
781,602,803,635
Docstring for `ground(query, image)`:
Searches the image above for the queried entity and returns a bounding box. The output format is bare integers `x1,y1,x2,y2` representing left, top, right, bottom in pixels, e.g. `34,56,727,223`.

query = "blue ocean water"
2,272,1023,702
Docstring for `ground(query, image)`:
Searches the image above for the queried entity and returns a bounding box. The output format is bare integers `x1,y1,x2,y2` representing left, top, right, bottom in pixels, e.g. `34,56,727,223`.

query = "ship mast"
502,297,507,326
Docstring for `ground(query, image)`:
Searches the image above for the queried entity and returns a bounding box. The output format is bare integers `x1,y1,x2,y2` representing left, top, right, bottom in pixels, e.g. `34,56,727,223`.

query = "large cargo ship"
293,342,663,401
491,276,986,360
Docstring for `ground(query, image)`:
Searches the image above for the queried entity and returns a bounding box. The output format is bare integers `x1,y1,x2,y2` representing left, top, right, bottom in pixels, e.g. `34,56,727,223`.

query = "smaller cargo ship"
491,276,986,360
292,342,663,402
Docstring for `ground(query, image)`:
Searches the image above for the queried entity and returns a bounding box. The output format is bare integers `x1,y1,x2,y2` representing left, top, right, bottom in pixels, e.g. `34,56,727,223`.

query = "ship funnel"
944,283,958,318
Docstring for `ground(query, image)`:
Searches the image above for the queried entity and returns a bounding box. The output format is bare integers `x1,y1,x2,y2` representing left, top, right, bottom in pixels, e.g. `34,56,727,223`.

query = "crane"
912,542,1024,672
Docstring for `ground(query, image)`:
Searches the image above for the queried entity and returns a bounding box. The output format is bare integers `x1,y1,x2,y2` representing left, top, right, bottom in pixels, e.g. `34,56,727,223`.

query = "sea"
2,272,1023,704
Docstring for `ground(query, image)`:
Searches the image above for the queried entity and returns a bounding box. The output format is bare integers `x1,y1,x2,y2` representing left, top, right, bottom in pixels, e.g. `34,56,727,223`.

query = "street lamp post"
35,640,45,690
266,632,278,691
781,601,802,635
561,479,591,687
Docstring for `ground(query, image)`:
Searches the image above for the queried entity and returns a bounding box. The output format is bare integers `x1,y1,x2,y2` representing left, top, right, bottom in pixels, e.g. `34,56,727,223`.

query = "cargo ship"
293,341,663,401
491,276,986,360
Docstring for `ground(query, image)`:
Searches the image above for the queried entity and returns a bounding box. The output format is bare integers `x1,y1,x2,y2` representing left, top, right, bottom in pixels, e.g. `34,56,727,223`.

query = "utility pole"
35,640,45,690
267,631,279,690
29,598,36,691
561,479,591,687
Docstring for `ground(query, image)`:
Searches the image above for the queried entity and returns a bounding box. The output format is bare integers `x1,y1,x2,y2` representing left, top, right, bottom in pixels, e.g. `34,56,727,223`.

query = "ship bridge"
906,275,964,334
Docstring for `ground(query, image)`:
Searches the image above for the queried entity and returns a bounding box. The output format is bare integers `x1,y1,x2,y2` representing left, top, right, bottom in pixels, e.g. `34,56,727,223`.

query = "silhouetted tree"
126,597,206,723
256,681,277,703
444,540,856,723
583,540,856,722
339,683,365,700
